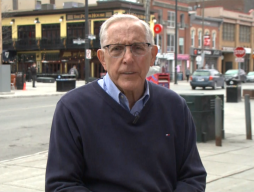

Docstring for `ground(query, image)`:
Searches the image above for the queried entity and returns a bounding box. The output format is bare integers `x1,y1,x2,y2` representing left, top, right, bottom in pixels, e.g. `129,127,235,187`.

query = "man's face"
97,20,158,94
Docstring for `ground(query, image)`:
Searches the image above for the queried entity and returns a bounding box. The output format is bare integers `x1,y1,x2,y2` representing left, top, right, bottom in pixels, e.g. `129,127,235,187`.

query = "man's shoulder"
149,82,185,105
60,81,99,106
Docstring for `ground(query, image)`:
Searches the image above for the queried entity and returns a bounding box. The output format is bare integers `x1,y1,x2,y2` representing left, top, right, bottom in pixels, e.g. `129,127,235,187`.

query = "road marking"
0,150,48,163
0,105,56,113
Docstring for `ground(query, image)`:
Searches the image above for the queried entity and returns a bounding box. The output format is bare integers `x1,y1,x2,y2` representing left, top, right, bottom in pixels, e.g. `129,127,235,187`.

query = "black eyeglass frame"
102,42,152,57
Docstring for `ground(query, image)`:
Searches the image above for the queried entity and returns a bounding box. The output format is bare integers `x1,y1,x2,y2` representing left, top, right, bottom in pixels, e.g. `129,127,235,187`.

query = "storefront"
60,50,105,79
190,48,222,70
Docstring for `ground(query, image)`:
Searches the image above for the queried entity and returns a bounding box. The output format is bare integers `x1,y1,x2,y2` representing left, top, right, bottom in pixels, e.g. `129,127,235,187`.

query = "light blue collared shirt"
98,73,150,115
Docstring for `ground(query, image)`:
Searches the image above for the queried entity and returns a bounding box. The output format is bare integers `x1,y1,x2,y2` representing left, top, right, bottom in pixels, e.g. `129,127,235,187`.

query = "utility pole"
145,0,150,24
201,0,205,69
174,0,178,84
84,0,89,83
0,0,2,65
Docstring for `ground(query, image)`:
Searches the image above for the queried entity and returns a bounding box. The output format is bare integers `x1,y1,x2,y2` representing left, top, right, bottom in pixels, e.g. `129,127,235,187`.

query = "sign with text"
235,57,245,62
204,35,211,46
234,47,246,58
86,49,91,59
73,38,85,45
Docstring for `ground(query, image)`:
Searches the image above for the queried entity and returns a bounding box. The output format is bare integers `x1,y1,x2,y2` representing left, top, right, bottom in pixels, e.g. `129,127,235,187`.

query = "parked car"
190,69,225,90
246,71,254,82
224,69,247,83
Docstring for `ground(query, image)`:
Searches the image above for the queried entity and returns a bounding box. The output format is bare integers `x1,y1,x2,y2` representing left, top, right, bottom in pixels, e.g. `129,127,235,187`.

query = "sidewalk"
0,81,254,192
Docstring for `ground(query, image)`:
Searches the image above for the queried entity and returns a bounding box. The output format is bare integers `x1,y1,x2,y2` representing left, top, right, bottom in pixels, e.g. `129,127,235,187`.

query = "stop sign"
234,47,246,58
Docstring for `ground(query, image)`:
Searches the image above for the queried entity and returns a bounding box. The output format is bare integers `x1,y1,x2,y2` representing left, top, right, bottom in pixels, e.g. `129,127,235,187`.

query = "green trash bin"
180,94,224,142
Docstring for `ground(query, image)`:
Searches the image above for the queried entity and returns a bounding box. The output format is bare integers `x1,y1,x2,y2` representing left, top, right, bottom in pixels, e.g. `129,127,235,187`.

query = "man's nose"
123,46,133,57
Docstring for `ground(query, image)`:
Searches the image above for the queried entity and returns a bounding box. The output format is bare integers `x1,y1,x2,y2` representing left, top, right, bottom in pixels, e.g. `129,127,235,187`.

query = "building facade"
189,12,223,72
2,0,155,79
151,0,191,80
202,7,254,73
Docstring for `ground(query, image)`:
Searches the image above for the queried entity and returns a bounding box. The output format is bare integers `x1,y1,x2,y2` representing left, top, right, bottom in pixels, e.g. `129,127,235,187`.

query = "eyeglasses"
103,43,151,58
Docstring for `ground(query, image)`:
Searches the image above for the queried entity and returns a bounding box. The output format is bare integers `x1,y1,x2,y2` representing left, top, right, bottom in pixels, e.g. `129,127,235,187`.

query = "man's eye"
111,46,124,51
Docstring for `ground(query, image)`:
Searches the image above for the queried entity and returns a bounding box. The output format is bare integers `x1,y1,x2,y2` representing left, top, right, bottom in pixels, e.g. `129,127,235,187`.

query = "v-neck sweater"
46,80,206,192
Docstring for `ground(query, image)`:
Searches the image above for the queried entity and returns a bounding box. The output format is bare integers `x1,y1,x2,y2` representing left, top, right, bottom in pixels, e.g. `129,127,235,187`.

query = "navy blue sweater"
46,81,206,192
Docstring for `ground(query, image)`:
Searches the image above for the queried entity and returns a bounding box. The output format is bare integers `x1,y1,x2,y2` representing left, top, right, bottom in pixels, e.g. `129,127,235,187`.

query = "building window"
42,24,60,39
41,24,60,46
212,32,216,48
167,34,175,52
179,38,184,54
198,31,202,47
191,30,195,47
18,25,35,39
167,11,175,28
94,21,104,39
2,26,12,43
180,14,185,28
222,23,235,41
239,25,250,43
13,0,18,10
50,0,55,4
67,22,86,44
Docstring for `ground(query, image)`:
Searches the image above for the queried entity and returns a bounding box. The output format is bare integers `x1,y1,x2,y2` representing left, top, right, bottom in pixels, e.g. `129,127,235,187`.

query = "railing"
3,40,15,50
3,37,101,51
40,37,64,50
15,38,39,50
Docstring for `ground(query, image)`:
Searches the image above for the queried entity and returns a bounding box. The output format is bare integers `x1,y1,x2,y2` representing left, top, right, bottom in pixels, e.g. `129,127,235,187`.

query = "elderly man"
46,14,206,192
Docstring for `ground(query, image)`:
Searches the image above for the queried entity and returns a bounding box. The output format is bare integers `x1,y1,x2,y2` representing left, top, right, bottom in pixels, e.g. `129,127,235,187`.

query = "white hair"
99,14,154,47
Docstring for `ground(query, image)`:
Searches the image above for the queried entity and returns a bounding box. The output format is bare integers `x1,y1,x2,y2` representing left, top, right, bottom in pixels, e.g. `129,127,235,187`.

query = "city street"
0,81,253,160
0,96,61,161
0,81,254,192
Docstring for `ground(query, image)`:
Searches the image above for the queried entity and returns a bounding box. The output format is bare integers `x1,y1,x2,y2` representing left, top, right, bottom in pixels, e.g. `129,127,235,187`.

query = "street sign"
86,49,91,59
234,47,246,58
153,24,163,34
88,35,96,40
235,57,245,62
73,38,86,45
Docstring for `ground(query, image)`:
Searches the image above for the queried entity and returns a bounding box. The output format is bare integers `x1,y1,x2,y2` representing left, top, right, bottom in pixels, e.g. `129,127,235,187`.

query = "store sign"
222,47,234,52
193,49,221,56
67,12,112,20
177,54,189,60
204,35,210,46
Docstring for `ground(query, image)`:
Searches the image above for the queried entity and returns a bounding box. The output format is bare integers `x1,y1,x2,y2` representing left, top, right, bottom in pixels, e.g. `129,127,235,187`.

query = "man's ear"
97,49,107,71
150,45,158,66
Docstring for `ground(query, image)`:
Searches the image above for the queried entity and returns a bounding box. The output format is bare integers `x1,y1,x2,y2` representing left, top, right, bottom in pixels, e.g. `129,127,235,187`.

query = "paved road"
0,96,61,161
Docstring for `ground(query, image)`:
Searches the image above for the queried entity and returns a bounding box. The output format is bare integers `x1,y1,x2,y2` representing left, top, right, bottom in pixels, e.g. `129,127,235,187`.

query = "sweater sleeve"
174,100,207,192
45,100,91,192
